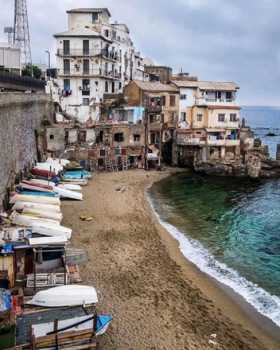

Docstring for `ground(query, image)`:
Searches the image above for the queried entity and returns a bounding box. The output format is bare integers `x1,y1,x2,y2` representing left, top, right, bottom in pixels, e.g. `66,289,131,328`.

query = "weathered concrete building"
172,80,241,167
0,44,21,74
54,8,147,122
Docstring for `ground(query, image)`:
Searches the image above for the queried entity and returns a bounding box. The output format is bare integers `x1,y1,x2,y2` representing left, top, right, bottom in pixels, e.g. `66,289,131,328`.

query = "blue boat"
18,190,58,197
63,170,91,180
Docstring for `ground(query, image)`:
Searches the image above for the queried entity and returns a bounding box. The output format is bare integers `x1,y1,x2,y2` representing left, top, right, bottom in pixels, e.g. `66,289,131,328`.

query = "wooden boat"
28,236,68,246
58,184,82,191
10,194,61,205
28,179,56,188
11,212,59,227
53,187,83,201
31,168,56,179
27,285,98,307
22,208,63,222
61,179,88,186
32,222,72,239
63,170,92,180
20,181,53,193
31,314,112,338
19,190,58,197
12,201,61,213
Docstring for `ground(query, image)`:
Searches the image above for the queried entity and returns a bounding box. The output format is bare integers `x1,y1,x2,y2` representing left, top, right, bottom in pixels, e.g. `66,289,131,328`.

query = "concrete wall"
0,93,54,205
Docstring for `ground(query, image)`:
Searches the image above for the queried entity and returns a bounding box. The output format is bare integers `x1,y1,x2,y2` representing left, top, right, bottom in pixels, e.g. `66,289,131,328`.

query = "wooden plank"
35,329,94,348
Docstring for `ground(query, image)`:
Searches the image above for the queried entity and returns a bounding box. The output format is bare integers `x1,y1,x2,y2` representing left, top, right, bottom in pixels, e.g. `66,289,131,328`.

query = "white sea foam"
147,193,280,327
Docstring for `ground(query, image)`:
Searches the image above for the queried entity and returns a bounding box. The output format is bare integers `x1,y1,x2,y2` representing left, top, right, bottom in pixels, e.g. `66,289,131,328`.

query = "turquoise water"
149,174,280,325
149,106,280,325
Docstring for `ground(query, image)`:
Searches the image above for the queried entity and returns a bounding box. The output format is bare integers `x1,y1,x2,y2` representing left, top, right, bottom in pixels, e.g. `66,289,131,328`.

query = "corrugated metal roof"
67,8,111,17
133,80,178,92
172,80,239,91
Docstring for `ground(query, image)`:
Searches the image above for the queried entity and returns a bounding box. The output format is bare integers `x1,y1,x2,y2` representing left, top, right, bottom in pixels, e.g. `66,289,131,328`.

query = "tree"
22,64,42,79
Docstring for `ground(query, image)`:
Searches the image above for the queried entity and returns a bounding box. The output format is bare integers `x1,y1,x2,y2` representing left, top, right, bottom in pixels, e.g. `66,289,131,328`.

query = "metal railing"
57,49,120,61
0,71,46,91
60,68,122,79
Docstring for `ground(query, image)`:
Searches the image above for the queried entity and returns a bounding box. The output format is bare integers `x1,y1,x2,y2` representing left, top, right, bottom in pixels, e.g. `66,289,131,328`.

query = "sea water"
149,106,280,326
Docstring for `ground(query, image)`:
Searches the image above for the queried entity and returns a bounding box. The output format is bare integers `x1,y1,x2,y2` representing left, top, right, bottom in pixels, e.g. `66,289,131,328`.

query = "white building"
54,8,147,122
0,43,21,74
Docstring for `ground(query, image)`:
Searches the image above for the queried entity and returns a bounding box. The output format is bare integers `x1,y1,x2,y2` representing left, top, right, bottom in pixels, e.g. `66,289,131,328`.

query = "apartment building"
172,79,240,164
123,80,179,148
54,8,146,122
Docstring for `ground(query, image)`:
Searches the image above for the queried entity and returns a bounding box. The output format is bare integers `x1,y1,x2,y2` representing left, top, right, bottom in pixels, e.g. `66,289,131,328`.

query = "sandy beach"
61,169,279,350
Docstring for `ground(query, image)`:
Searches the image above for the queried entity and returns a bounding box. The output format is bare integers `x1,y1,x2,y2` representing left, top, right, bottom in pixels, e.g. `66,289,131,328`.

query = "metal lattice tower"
13,0,32,66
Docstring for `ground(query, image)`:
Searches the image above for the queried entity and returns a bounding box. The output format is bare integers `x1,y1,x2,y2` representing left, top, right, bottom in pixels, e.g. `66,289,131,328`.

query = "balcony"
59,68,122,80
195,97,238,107
207,139,240,146
177,136,206,146
57,49,120,62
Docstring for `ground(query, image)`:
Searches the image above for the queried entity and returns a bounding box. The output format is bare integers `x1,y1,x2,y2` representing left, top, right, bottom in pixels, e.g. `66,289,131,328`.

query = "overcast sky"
1,0,280,106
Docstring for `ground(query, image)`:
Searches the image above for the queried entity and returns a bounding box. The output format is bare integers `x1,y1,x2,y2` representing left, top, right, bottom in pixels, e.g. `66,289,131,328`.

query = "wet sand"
62,169,279,350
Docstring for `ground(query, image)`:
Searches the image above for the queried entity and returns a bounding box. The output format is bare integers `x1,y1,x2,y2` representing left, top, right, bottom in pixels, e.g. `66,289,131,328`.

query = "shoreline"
146,182,280,346
62,169,279,349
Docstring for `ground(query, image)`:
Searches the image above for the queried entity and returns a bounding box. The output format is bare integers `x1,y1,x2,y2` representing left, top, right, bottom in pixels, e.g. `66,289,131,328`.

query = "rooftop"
132,80,178,93
53,28,111,42
67,8,111,17
171,80,239,91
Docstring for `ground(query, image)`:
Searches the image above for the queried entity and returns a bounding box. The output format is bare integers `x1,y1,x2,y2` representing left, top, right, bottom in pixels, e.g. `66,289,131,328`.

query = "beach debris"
115,186,126,192
80,215,94,222
208,333,218,346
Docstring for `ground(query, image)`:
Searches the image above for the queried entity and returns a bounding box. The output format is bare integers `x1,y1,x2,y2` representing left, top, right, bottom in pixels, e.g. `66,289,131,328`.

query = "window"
180,94,187,100
100,149,106,157
83,40,89,55
82,79,90,95
226,91,233,101
114,133,124,142
119,82,122,90
83,60,89,74
105,81,109,93
170,95,176,107
112,82,115,93
162,96,166,106
83,98,89,106
197,114,203,122
92,12,98,22
181,112,186,121
218,114,225,122
112,31,117,40
63,79,70,91
63,40,70,55
63,59,70,74
104,29,109,38
49,134,54,140
134,134,141,142
230,113,238,122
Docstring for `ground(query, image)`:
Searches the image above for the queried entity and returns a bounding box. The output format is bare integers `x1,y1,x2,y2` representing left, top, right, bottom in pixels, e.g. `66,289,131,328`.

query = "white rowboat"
27,285,98,307
10,194,60,205
12,201,61,213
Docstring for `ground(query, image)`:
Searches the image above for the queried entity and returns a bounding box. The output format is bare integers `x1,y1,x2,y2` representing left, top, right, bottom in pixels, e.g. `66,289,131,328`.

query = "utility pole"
13,0,32,67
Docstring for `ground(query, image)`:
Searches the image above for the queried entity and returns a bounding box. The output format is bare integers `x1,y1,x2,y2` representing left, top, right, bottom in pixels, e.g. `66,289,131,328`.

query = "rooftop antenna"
13,0,32,66
4,27,14,45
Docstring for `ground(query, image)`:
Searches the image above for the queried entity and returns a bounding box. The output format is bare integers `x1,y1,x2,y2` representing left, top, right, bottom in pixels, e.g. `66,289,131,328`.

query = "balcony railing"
195,97,237,106
59,68,122,79
57,49,120,61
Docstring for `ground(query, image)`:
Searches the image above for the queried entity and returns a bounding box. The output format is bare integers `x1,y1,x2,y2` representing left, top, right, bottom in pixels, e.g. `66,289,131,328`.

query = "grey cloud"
0,0,279,106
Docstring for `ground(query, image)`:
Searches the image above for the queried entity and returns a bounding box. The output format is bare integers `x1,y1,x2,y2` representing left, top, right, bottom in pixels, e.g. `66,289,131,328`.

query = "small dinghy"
21,180,53,192
58,184,81,191
63,170,92,180
28,178,56,188
61,179,88,186
10,194,61,205
28,236,68,246
32,314,112,338
19,190,57,197
28,285,98,307
32,222,72,239
11,212,60,227
31,168,57,179
53,187,83,201
22,208,63,222
12,201,61,213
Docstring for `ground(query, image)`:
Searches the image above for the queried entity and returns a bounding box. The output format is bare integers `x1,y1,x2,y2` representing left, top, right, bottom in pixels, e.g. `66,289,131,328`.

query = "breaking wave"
147,193,280,328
